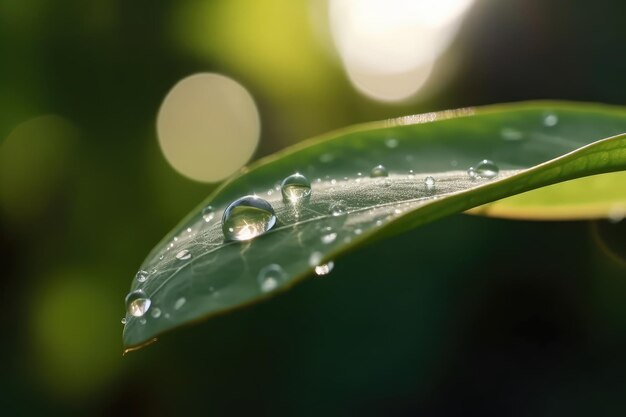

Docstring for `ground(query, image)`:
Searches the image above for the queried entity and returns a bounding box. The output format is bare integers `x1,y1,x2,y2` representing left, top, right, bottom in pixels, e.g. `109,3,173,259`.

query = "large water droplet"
257,264,286,292
281,173,311,203
370,165,388,178
202,205,215,222
468,160,499,179
222,196,277,241
424,176,436,191
176,249,192,261
136,270,148,283
125,290,151,317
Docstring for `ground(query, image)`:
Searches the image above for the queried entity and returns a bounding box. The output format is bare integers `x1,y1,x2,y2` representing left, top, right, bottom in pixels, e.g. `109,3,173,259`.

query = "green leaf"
123,101,626,350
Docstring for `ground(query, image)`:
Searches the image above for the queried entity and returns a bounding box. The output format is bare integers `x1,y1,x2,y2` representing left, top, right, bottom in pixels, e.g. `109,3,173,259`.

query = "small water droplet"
329,202,347,216
139,318,147,325
321,232,337,244
315,262,334,276
202,206,215,222
470,160,499,179
176,249,192,261
151,307,162,318
257,264,286,292
543,113,558,127
309,252,334,276
281,173,311,203
174,297,186,310
375,219,383,226
125,290,151,317
424,176,436,191
136,270,148,283
385,138,398,148
222,196,277,241
354,228,362,235
370,165,388,178
121,317,127,325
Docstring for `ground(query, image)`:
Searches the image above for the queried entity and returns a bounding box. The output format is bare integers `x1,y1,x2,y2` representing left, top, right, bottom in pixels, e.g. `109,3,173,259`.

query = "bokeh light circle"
157,73,260,182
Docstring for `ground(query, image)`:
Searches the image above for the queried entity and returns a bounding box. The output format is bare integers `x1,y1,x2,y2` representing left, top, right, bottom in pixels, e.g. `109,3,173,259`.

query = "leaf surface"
123,101,626,349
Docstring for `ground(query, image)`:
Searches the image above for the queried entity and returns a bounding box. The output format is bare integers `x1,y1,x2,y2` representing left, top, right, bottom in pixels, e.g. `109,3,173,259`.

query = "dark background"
1,0,625,415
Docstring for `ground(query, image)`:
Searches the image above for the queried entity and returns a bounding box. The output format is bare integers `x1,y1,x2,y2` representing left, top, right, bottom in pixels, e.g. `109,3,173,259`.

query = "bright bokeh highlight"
157,73,260,183
329,0,474,101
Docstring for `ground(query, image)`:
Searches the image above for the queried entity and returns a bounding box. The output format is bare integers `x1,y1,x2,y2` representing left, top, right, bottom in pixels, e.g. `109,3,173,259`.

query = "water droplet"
281,173,311,203
543,113,558,127
139,318,147,325
222,196,277,241
315,262,334,276
257,264,286,292
136,270,148,283
375,219,383,226
202,205,215,222
309,252,334,276
125,290,151,317
329,202,347,216
370,165,388,178
151,307,162,318
176,249,192,261
385,138,398,148
470,160,499,179
424,176,436,191
321,232,337,244
174,297,186,310
354,228,362,235
121,317,127,325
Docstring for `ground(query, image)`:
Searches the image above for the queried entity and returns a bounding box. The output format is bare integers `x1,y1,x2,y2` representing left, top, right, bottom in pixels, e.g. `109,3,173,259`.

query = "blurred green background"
1,0,625,415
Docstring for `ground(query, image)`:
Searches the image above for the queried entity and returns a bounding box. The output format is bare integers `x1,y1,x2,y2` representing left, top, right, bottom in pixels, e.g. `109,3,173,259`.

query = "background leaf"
123,101,626,349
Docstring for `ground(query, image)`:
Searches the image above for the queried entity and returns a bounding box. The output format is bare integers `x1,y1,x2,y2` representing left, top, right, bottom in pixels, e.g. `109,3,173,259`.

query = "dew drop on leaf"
473,159,499,179
370,164,388,178
202,205,215,222
424,176,436,191
321,232,337,244
125,290,151,317
309,251,335,276
222,196,277,241
257,264,286,292
135,270,148,283
329,202,347,216
281,173,311,203
176,249,192,261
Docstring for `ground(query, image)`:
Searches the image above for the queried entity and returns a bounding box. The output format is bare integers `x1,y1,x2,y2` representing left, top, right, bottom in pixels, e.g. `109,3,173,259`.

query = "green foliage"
123,101,626,349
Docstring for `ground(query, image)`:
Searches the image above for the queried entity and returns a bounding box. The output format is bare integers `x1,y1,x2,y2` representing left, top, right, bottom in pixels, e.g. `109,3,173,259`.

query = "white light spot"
330,0,474,101
157,73,260,182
